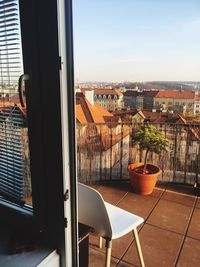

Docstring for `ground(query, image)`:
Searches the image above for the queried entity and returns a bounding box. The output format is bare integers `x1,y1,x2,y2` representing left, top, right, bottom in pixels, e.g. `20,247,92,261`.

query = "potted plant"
128,124,169,195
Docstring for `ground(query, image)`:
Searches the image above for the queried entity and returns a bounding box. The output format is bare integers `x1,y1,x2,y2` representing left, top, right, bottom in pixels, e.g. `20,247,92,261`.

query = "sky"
73,0,200,82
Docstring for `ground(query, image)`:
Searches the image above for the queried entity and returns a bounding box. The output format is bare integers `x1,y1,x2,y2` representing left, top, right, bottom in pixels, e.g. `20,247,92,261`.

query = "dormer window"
108,95,111,99
114,95,117,100
103,94,106,99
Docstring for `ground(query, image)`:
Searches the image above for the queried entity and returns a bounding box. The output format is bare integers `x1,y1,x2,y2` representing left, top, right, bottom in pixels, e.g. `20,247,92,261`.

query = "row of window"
155,101,194,107
94,94,118,100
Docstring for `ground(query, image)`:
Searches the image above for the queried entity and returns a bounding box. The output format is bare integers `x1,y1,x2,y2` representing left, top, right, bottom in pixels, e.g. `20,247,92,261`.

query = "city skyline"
73,0,200,82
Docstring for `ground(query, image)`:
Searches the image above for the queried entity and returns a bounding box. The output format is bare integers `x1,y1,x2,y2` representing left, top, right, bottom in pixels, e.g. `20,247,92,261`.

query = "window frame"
0,0,31,208
0,1,78,267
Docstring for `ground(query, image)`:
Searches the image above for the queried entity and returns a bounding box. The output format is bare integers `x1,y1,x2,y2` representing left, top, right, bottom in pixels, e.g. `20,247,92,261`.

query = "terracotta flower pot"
127,162,161,195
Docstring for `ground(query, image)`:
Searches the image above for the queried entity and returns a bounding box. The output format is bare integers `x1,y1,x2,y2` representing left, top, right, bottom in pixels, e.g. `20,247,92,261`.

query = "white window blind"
0,0,31,205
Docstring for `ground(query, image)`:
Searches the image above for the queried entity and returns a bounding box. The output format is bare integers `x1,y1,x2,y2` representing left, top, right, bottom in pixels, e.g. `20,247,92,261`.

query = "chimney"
75,87,81,93
85,90,94,106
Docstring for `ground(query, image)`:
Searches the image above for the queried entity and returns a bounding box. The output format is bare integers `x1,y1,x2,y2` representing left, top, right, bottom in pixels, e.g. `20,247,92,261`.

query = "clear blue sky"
73,0,200,82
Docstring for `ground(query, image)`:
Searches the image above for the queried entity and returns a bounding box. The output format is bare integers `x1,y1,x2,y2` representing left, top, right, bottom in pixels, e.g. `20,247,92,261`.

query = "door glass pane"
0,0,31,206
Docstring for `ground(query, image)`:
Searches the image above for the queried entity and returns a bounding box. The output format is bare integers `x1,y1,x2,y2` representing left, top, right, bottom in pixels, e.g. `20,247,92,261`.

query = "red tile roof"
123,90,159,98
9,94,20,104
76,104,88,124
81,88,122,96
123,91,138,97
97,89,123,96
76,92,114,124
140,110,187,123
155,90,195,99
113,109,139,116
0,101,13,108
114,109,188,124
142,91,159,97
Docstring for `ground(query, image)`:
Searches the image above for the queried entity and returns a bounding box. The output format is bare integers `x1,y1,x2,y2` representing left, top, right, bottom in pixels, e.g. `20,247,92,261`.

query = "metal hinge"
64,189,69,201
64,217,68,228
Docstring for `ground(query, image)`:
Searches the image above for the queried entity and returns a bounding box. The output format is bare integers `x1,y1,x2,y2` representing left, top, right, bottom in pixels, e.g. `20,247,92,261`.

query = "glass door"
0,0,31,207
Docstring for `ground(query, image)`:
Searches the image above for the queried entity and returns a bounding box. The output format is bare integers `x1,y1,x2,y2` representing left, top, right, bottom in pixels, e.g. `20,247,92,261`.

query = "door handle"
18,74,30,107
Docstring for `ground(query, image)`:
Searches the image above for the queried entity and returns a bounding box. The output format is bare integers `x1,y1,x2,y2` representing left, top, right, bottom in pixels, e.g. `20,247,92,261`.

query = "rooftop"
155,90,195,99
76,92,114,123
88,182,200,267
123,90,200,100
81,88,123,96
141,110,186,124
124,90,159,98
113,109,187,124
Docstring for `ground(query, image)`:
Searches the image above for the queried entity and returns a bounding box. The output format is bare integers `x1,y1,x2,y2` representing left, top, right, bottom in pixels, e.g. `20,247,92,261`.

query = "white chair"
78,182,145,267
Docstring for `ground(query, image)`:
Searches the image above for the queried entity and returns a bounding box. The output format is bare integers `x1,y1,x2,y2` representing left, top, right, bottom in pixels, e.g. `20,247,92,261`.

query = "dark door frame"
19,0,77,266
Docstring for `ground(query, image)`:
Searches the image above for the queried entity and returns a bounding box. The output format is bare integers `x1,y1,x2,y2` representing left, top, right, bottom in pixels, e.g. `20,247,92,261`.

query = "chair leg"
105,239,112,267
98,237,103,248
133,228,145,267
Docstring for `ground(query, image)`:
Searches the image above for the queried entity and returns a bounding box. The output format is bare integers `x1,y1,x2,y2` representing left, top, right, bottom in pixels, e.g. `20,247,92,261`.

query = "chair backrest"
78,183,112,238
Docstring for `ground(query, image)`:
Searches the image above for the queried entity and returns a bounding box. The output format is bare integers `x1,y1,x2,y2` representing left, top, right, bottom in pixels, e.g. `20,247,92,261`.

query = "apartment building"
194,94,200,114
80,88,124,111
123,91,137,108
123,90,158,109
153,90,196,113
124,89,200,114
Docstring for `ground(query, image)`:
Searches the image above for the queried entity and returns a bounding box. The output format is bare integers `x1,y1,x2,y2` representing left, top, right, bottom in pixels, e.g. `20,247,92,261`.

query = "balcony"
77,122,200,266
87,182,200,267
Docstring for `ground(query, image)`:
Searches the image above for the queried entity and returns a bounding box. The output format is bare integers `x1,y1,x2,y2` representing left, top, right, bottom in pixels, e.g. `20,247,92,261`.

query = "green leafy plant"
133,124,169,174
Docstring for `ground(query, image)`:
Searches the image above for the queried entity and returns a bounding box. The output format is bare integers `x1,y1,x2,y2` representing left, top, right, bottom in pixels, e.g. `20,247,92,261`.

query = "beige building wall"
154,97,194,112
194,100,200,114
95,94,123,111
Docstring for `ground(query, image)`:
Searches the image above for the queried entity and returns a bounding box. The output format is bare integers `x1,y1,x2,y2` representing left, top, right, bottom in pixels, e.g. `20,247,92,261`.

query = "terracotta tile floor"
88,182,200,267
